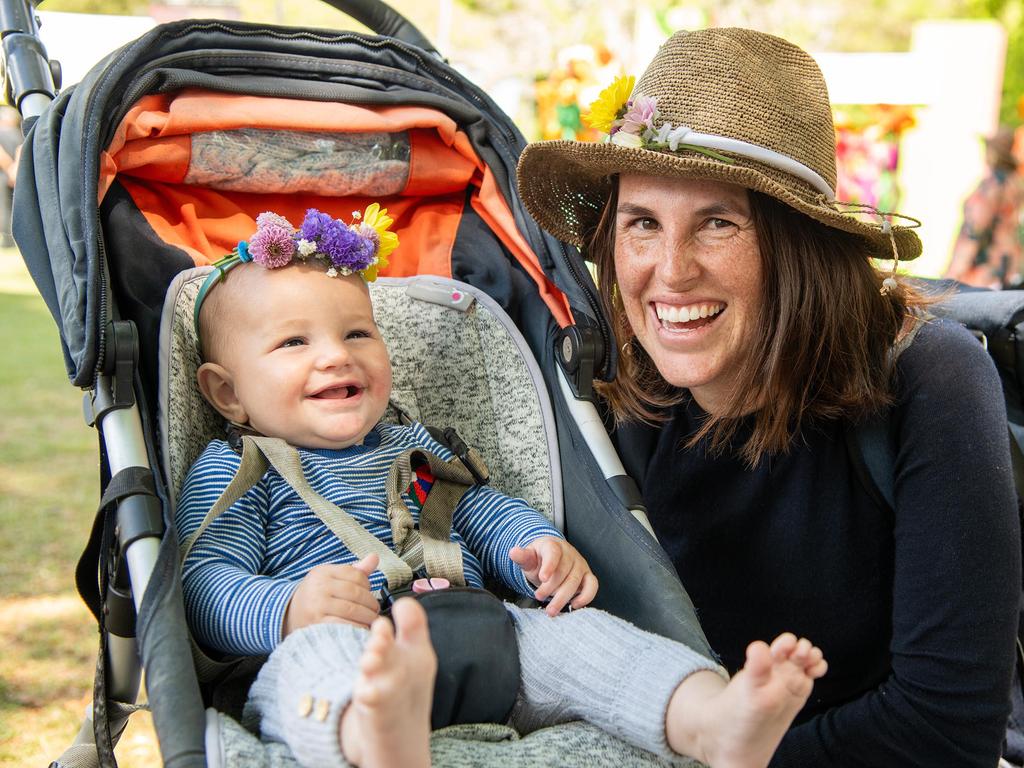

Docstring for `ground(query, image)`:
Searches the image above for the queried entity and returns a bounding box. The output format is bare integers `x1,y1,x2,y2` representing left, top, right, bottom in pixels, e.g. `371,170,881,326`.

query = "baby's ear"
197,362,248,424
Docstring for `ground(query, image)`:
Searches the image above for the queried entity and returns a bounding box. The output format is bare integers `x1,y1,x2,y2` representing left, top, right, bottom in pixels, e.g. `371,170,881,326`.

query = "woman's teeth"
655,302,724,323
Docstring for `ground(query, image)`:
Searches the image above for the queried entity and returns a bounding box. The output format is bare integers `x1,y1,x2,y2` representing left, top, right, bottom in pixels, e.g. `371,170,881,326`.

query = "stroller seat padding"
159,269,562,527
210,708,698,768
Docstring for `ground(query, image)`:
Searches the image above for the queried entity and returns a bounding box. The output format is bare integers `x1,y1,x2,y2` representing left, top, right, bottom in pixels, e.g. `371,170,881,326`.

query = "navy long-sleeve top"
615,318,1021,766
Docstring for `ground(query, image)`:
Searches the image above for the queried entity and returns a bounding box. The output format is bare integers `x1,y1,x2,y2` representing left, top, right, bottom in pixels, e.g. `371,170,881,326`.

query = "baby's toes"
769,632,798,661
359,618,395,675
791,637,814,665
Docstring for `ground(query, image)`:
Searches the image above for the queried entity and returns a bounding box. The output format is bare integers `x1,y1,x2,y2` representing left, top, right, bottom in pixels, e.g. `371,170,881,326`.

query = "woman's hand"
510,536,599,615
282,553,380,637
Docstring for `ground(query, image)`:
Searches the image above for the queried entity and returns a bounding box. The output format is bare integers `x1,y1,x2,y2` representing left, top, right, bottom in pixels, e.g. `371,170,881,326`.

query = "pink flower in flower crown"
617,95,659,136
248,224,296,268
256,211,293,230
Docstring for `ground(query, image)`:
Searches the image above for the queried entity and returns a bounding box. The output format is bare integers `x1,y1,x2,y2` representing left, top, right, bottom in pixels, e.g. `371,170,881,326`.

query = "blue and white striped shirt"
176,422,561,656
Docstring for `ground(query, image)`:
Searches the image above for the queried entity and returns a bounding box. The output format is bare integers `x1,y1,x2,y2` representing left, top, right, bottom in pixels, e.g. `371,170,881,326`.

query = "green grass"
0,249,158,766
0,284,97,596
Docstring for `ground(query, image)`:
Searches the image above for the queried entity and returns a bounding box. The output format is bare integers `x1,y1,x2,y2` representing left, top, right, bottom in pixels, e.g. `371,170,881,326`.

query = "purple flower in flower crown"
320,222,375,272
618,95,658,136
357,222,381,254
299,209,335,243
248,224,295,268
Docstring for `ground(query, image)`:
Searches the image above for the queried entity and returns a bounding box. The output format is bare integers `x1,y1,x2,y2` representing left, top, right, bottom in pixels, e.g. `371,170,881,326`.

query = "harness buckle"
442,427,490,485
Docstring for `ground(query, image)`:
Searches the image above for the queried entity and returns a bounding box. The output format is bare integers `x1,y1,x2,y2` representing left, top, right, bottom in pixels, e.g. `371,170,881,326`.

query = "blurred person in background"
0,105,22,248
946,125,1023,289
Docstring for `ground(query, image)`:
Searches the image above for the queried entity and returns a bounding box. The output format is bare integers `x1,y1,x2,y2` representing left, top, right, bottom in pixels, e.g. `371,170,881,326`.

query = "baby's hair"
197,264,248,363
196,261,373,363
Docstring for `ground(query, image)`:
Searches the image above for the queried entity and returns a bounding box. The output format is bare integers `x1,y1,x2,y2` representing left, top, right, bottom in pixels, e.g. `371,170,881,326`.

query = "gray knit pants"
244,604,724,768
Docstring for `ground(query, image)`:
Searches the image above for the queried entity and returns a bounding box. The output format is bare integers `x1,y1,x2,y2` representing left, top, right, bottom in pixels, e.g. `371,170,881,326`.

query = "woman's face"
613,174,762,414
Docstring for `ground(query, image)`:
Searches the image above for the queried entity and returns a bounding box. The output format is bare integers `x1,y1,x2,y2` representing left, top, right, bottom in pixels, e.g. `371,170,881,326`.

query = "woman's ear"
197,362,248,424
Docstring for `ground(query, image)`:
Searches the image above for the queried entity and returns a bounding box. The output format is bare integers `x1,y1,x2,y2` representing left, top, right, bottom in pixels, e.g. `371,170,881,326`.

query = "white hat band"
661,125,836,200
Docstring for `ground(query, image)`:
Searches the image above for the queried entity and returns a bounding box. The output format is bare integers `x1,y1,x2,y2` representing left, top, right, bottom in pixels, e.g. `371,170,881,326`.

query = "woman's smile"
653,301,726,331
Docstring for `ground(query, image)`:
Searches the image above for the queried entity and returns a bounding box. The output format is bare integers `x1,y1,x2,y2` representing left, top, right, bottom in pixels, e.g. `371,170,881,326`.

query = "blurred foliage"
30,0,1024,124
964,0,1024,125
40,0,149,14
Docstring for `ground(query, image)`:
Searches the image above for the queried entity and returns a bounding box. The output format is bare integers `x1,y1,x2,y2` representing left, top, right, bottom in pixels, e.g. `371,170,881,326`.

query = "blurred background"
29,0,1024,276
1,0,1021,765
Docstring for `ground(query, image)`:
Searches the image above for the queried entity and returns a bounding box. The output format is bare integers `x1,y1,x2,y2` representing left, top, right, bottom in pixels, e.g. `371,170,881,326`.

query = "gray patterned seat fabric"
210,711,687,768
158,268,693,767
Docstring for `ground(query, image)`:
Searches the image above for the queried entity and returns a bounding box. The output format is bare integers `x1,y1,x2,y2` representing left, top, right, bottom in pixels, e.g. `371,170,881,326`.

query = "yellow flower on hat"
359,202,399,281
583,75,635,134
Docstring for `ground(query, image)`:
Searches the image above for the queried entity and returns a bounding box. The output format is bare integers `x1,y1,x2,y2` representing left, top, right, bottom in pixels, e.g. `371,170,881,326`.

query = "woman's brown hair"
591,179,928,467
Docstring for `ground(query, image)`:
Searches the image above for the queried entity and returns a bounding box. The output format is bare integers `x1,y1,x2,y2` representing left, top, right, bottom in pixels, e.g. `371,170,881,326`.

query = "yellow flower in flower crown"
358,202,399,282
583,75,636,134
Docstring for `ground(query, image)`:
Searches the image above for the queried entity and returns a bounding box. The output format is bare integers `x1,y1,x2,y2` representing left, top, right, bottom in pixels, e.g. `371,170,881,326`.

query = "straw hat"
517,28,921,261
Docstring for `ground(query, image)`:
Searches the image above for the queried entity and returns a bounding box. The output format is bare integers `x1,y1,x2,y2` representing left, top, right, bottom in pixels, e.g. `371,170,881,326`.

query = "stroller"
6,1,711,765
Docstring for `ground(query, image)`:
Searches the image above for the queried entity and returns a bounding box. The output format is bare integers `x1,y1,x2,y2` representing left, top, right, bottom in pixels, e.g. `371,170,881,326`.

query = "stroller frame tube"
98,389,162,610
0,0,57,121
556,367,658,539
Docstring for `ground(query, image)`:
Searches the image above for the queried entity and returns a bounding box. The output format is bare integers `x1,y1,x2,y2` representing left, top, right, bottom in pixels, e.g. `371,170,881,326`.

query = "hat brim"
517,140,922,262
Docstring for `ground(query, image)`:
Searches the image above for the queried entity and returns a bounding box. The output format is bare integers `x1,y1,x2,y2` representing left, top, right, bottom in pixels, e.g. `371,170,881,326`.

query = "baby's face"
215,264,392,450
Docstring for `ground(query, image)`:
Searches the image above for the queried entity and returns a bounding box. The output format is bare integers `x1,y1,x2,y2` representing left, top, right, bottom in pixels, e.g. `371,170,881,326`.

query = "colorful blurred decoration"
833,104,917,212
534,43,621,141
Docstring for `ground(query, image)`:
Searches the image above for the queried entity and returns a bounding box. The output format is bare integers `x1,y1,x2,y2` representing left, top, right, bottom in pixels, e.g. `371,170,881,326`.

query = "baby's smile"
310,384,362,400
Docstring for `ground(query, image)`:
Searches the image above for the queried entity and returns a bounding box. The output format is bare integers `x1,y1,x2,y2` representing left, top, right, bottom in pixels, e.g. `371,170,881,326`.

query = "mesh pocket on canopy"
184,128,410,196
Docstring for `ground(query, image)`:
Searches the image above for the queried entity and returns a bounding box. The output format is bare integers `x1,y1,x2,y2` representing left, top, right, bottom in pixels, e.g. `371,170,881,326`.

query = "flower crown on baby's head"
193,204,398,351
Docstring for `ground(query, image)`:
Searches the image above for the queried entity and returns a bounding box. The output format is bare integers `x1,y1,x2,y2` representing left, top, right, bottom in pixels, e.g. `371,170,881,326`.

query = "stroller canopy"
14,18,609,389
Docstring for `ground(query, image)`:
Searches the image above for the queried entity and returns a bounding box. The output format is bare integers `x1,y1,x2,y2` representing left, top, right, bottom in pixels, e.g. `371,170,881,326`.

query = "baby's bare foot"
339,598,436,768
667,633,827,768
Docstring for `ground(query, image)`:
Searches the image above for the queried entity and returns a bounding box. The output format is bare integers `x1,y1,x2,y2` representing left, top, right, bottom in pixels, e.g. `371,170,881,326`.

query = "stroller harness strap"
385,448,471,587
180,435,479,590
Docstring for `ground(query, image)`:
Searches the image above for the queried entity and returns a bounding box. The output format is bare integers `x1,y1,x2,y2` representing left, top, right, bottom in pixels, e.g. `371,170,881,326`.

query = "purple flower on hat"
248,224,295,268
618,95,658,136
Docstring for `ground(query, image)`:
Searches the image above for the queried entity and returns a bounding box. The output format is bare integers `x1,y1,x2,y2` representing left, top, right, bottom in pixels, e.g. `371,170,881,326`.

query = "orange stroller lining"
100,90,572,326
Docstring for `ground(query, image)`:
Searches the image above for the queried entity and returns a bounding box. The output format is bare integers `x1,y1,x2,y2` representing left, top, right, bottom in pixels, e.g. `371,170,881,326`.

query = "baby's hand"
510,536,598,616
282,553,380,637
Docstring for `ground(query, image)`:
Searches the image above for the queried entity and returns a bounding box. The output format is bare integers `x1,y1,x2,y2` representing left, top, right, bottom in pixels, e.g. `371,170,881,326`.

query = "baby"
177,208,826,768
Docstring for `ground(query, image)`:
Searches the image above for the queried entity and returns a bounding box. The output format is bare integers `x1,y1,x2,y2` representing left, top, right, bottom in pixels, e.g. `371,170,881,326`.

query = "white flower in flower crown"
610,131,644,148
325,267,338,278
296,238,317,257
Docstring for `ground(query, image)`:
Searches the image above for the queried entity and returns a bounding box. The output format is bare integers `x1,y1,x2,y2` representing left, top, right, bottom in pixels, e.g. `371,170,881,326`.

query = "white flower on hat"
611,131,644,148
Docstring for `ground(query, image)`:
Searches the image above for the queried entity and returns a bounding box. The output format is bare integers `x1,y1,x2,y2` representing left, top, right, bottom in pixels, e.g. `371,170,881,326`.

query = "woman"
946,125,1023,289
517,27,1021,766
